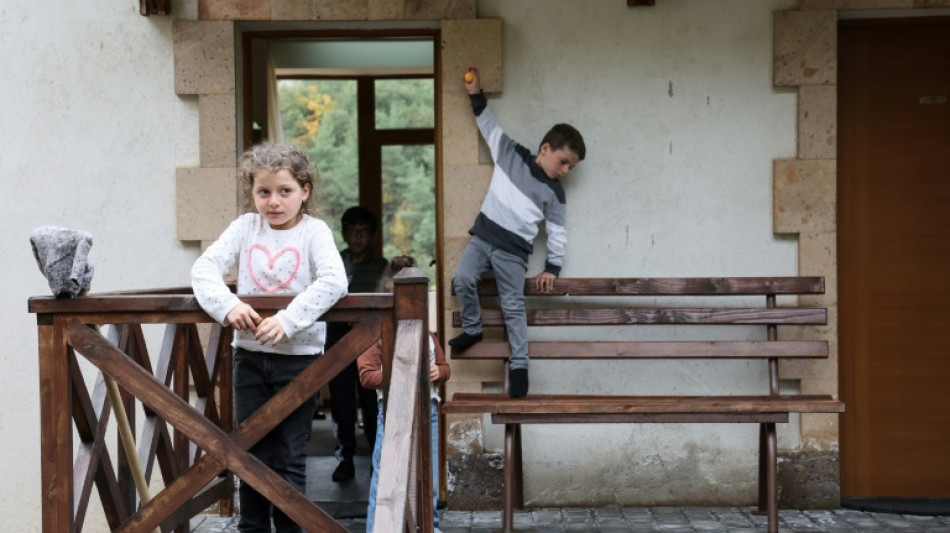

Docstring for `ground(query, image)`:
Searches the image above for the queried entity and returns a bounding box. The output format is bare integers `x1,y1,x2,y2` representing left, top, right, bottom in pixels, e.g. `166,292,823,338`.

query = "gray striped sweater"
468,92,566,276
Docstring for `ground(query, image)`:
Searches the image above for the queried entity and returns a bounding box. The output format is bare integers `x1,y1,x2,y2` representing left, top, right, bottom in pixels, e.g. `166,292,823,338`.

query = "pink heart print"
248,244,302,294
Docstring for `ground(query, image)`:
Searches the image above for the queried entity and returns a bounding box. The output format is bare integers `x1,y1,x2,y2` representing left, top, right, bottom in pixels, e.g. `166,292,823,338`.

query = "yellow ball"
463,72,475,83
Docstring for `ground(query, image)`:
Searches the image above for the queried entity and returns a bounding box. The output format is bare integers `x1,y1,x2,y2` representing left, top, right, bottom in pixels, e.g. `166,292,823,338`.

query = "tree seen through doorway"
278,78,436,287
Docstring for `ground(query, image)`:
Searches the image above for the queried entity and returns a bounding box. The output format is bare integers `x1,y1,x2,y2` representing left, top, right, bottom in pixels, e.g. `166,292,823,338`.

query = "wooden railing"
30,268,433,533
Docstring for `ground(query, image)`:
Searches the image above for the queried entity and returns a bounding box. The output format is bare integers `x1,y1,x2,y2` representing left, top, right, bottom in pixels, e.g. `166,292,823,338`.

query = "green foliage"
278,78,437,287
375,79,435,129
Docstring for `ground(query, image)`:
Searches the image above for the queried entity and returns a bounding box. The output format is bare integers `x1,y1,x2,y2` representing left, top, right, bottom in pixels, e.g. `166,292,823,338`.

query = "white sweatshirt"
191,213,348,355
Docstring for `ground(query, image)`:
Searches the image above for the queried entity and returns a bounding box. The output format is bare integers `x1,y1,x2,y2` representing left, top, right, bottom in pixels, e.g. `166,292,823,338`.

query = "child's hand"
429,363,441,383
254,316,286,347
226,303,261,330
463,67,480,94
533,272,557,293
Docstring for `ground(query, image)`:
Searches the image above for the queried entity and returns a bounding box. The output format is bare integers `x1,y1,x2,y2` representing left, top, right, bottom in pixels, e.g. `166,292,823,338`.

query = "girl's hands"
254,316,286,347
429,363,440,383
226,303,261,330
226,302,286,347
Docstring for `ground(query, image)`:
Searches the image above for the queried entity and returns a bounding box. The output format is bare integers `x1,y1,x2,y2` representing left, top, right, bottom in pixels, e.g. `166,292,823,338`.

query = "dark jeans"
326,322,379,461
234,349,319,533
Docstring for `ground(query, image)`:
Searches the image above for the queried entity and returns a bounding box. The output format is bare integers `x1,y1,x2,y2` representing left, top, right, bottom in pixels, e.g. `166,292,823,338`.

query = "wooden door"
839,17,950,497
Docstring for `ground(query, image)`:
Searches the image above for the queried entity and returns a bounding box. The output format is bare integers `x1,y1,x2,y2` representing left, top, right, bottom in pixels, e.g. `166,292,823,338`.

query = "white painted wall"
0,0,199,529
472,0,802,505
0,0,812,522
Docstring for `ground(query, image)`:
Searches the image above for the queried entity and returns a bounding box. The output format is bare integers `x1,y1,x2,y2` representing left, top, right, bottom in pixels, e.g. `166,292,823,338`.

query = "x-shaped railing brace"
67,315,381,533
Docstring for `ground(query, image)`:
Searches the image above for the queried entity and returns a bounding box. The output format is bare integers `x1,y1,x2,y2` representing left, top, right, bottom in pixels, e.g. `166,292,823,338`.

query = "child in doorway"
191,142,348,533
450,67,586,397
327,206,388,482
359,256,451,533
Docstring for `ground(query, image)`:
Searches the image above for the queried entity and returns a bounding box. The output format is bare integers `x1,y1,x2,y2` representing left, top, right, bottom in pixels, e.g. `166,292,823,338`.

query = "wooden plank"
454,307,827,327
443,394,845,414
492,413,789,424
374,320,425,532
115,317,380,531
70,351,127,529
39,319,73,533
68,322,364,533
29,293,393,314
450,341,829,359
464,277,825,296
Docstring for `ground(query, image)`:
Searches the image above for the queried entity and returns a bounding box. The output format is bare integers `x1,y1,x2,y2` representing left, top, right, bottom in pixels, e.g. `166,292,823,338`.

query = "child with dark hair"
327,205,388,481
191,142,348,532
451,67,586,398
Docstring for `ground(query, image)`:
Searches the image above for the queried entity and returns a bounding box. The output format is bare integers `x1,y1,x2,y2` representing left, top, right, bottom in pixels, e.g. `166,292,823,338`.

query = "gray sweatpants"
452,235,529,370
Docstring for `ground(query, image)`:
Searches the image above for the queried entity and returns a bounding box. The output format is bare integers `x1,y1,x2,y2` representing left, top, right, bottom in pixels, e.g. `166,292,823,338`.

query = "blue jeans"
234,349,319,533
367,398,440,532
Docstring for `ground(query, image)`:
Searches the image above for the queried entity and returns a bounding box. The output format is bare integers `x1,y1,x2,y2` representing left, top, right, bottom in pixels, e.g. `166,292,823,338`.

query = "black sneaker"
448,331,483,349
508,368,529,398
331,459,355,482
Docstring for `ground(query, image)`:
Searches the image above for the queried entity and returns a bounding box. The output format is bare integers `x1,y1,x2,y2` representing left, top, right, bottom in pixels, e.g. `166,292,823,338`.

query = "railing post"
38,315,73,533
392,268,433,533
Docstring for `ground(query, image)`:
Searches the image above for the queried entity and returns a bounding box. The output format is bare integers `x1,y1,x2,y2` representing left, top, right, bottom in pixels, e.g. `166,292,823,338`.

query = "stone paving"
190,506,950,532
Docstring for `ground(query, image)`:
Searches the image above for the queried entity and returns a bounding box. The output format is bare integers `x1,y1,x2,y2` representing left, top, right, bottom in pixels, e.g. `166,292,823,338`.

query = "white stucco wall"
0,0,813,524
472,0,801,505
0,1,199,530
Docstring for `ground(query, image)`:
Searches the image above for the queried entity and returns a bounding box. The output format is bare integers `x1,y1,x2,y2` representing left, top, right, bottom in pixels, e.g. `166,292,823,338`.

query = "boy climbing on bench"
450,67,586,398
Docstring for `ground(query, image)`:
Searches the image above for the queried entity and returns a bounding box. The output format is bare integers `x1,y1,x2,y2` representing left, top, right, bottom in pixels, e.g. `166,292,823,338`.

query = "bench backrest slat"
454,307,827,327
468,277,825,296
449,340,829,359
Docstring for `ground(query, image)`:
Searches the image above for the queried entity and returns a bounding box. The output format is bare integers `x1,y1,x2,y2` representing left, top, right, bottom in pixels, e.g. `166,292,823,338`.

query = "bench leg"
758,422,779,533
496,423,530,533
758,424,767,513
512,423,524,509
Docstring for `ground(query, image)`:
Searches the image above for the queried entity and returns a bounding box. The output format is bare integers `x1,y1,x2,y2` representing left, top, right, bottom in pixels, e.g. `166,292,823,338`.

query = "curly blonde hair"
238,142,323,217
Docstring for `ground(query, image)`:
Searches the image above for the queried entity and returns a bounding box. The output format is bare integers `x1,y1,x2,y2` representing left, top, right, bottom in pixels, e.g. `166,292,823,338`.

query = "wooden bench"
442,277,845,533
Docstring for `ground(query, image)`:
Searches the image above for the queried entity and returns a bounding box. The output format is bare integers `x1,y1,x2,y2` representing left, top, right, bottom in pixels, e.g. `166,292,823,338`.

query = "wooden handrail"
32,269,433,533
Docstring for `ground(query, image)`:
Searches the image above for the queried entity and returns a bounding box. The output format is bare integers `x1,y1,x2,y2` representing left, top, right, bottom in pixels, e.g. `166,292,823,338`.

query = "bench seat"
445,393,844,417
442,277,843,533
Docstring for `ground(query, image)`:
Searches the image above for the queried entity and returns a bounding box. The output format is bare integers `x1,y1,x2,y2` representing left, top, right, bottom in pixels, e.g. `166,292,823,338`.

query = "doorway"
240,31,441,514
838,17,950,498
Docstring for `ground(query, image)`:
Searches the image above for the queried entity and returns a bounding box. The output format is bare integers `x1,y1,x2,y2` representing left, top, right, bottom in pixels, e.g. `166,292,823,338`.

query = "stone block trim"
773,159,836,235
173,20,235,96
442,165,493,239
441,91,483,165
198,0,271,21
270,0,311,20
176,167,238,241
199,94,237,168
368,0,402,21
405,0,476,20
798,85,837,159
195,0,478,21
441,19,504,94
799,0,912,8
773,10,836,87
314,0,369,21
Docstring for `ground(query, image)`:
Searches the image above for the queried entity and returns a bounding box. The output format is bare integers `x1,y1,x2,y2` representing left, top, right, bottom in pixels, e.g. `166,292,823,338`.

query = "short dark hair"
341,206,378,233
540,123,586,161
